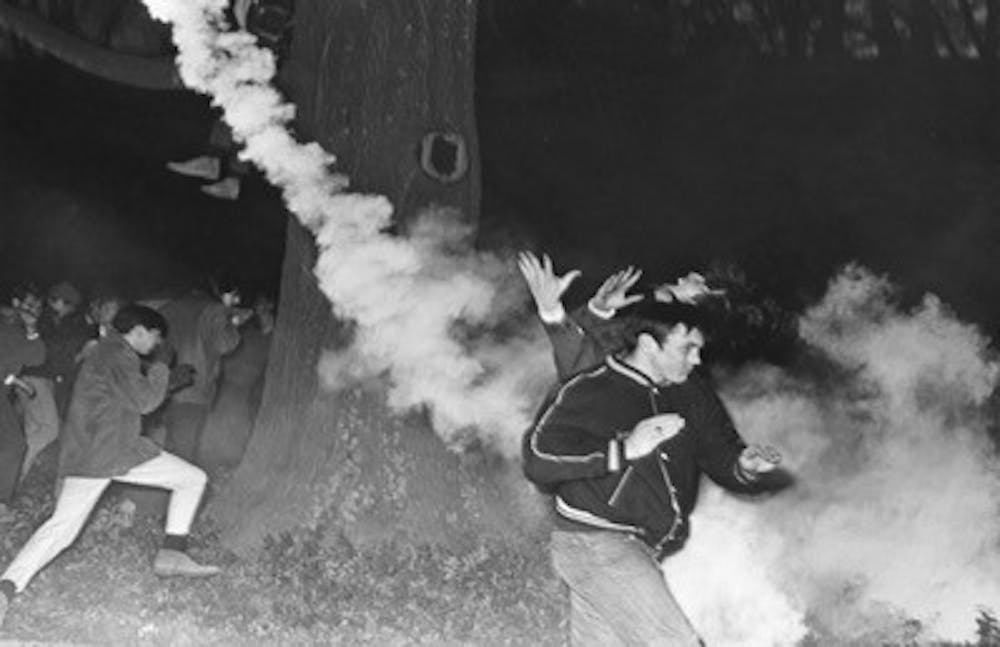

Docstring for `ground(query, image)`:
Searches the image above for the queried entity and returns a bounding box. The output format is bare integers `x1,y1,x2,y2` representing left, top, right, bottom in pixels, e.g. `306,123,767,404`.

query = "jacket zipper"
649,384,683,545
607,465,635,507
657,455,684,543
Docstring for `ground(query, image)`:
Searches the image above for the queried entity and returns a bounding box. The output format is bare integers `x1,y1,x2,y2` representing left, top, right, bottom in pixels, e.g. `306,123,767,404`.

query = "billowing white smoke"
140,1,556,457
666,264,1000,645
141,5,1000,642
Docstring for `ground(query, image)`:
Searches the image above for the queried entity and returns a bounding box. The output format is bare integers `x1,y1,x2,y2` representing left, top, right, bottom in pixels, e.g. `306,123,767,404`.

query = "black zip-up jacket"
524,307,759,558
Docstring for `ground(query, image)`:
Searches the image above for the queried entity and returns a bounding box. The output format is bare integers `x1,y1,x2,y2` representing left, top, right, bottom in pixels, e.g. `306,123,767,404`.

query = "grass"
0,455,567,646
3,453,996,646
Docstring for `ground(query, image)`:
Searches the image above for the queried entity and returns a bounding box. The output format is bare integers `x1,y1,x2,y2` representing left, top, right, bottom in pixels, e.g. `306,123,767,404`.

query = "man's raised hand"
517,251,581,322
590,266,643,314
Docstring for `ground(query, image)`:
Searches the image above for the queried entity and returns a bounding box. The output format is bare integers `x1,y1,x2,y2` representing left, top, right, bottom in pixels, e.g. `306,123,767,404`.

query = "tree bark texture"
209,0,545,554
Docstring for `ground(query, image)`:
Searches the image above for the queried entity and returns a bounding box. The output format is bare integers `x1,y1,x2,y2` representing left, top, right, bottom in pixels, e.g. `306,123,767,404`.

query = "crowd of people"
0,276,276,628
0,252,787,643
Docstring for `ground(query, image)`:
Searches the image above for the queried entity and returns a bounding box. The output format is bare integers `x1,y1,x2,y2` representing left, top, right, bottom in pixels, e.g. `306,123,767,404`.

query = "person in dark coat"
17,281,92,480
0,304,218,629
518,252,783,646
0,305,45,504
157,284,249,465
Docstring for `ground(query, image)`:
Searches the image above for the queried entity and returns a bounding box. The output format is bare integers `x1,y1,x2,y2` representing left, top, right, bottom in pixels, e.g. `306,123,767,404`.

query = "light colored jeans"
1,452,207,592
551,529,702,647
17,377,59,480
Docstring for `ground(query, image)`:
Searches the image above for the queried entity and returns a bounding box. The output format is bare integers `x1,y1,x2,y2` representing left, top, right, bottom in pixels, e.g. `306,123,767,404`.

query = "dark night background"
3,1,1000,340
4,4,1000,644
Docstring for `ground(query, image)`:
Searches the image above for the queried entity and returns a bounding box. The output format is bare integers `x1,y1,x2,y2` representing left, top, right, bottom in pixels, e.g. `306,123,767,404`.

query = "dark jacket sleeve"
523,375,622,488
107,353,170,415
21,336,46,370
689,375,758,493
543,318,603,382
0,326,46,377
543,304,624,380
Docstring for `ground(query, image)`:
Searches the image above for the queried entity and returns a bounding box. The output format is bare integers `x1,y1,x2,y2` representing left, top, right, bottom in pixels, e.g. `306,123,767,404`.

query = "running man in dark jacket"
518,252,783,646
0,304,220,629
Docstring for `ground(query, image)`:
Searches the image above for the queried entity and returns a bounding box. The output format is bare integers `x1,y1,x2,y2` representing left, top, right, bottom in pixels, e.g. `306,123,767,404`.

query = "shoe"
153,549,221,578
166,156,221,180
200,176,241,200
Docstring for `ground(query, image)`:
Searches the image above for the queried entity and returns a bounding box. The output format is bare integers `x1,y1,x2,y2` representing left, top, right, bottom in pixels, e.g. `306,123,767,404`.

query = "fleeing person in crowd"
158,278,251,465
0,304,219,630
78,294,124,362
518,251,784,646
0,294,45,505
18,281,92,481
198,291,276,470
517,252,723,380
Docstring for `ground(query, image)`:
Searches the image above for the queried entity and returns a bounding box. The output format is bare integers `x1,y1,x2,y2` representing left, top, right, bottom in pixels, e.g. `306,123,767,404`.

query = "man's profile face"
127,326,162,356
645,324,704,385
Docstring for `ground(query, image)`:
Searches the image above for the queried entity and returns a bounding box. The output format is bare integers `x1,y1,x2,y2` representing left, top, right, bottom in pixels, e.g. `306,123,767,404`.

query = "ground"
0,453,566,646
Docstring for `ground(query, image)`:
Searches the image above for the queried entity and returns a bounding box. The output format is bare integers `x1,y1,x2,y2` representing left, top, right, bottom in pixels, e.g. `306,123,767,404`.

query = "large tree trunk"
208,0,543,554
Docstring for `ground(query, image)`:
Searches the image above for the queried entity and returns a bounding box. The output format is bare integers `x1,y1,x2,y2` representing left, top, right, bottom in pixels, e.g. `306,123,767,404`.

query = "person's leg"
163,402,209,465
114,452,207,535
112,452,219,578
0,477,109,593
550,530,702,647
0,396,26,503
18,377,59,481
565,589,628,647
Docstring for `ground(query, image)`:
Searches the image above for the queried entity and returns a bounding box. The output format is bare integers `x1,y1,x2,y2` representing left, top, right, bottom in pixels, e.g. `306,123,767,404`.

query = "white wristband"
538,303,567,325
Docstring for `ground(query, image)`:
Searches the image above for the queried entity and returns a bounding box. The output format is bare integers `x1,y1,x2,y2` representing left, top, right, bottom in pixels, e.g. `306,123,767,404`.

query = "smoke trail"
140,1,556,458
140,5,1000,642
666,264,1000,645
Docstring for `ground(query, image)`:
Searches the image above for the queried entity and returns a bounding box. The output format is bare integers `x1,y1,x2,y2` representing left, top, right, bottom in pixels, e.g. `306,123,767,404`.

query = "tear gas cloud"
141,0,558,457
143,5,1000,643
666,264,1000,645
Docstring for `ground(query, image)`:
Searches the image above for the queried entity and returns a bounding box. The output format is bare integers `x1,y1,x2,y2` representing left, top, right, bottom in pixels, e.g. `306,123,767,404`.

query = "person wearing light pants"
0,304,219,629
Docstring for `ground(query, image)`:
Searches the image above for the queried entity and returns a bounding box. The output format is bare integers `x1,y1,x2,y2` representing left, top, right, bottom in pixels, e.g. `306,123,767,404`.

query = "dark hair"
112,304,168,337
618,299,710,352
212,271,243,298
11,282,41,301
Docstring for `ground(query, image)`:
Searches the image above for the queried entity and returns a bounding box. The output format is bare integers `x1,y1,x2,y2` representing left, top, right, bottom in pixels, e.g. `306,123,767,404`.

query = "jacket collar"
606,354,660,391
105,330,138,357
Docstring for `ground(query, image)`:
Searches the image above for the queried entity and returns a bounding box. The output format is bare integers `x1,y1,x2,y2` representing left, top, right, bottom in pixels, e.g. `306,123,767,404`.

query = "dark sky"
0,58,286,300
3,21,1000,340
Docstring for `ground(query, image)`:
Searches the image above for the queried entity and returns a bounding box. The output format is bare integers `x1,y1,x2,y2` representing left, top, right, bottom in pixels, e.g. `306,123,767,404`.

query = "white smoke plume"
666,264,1000,645
141,1,556,458
141,5,1000,642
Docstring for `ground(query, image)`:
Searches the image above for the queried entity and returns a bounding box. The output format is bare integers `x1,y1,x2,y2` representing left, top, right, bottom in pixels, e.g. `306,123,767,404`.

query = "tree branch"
0,1,182,91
